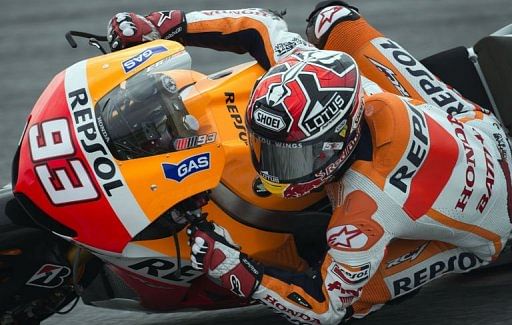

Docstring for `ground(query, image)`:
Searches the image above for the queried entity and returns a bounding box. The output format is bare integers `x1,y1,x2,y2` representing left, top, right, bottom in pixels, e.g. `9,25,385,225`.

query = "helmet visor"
248,130,346,184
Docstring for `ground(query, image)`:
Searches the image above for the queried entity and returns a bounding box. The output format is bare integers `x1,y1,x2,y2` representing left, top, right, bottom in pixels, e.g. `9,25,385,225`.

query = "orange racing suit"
177,5,512,324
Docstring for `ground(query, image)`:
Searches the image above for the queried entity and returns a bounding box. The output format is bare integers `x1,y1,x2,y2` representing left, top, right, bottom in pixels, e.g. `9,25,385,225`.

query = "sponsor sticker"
260,171,280,183
229,274,245,297
315,6,354,39
327,281,362,296
322,142,344,150
173,133,217,151
254,108,286,132
162,153,210,182
366,56,410,97
65,89,127,196
326,280,363,307
261,294,321,324
225,92,248,144
26,264,71,288
385,250,482,297
386,101,429,199
252,177,272,197
121,257,202,286
326,224,368,249
373,37,474,115
330,263,371,285
122,46,167,73
274,37,309,56
65,61,150,237
386,242,429,268
303,92,346,135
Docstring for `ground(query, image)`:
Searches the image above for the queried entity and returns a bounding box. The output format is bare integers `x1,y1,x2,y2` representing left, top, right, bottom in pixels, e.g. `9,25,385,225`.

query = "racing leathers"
109,4,512,324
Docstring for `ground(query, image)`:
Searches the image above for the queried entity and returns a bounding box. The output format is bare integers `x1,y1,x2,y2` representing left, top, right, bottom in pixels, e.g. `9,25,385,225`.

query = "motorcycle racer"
107,2,512,324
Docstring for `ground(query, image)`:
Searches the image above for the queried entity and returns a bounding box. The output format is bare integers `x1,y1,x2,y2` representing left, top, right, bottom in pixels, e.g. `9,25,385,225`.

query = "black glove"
107,10,186,51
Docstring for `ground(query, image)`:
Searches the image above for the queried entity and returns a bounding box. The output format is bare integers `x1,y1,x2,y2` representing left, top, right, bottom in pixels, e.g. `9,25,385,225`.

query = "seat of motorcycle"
421,46,492,112
474,24,512,135
210,183,331,237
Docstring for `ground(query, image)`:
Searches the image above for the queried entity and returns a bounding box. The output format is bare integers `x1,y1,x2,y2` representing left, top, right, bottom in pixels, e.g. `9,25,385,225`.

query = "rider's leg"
350,239,487,318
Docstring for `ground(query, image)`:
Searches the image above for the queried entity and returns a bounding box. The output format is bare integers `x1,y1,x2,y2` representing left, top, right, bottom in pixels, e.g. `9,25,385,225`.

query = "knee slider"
306,2,360,49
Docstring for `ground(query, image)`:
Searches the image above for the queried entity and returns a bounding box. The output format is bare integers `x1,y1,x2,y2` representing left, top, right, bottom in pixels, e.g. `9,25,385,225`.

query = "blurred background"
2,0,512,186
1,1,511,324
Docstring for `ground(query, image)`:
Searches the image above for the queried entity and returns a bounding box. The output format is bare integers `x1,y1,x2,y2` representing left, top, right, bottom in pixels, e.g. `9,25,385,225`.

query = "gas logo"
162,153,210,182
122,46,167,73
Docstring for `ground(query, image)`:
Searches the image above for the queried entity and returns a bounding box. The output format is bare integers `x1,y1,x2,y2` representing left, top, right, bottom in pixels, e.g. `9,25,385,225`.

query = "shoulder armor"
358,94,413,176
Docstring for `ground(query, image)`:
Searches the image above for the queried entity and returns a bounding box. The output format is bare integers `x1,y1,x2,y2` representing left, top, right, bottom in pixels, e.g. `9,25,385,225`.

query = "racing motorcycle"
1,24,512,324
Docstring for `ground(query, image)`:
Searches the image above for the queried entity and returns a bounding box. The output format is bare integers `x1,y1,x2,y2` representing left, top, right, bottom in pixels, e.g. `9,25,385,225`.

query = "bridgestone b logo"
26,264,71,288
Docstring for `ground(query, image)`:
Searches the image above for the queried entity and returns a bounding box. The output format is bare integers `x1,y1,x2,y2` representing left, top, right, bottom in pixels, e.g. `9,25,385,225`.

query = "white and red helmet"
246,50,364,198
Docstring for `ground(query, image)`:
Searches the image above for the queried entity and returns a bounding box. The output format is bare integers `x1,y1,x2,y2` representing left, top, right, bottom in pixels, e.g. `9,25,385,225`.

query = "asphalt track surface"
1,0,512,324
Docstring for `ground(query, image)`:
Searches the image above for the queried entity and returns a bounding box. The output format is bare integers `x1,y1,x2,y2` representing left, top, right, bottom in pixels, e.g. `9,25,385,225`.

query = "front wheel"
0,225,78,324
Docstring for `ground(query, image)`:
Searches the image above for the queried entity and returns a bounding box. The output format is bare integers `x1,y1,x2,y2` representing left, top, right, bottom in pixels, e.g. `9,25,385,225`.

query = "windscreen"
96,71,197,160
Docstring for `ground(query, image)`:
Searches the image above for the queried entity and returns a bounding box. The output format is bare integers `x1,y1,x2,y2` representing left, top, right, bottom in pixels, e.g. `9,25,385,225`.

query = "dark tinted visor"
249,130,345,184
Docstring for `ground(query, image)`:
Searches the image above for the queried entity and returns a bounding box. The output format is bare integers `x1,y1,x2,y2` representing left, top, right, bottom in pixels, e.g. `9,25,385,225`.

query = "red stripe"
498,160,512,224
175,138,187,150
14,72,132,253
403,115,458,219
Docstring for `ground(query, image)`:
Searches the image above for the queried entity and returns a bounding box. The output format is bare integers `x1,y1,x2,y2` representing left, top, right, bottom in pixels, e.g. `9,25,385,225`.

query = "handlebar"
65,31,109,54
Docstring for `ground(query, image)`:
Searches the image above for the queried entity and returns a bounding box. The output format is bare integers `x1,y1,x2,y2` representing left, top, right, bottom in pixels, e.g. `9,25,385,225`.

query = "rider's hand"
107,10,186,51
187,221,263,298
305,1,360,49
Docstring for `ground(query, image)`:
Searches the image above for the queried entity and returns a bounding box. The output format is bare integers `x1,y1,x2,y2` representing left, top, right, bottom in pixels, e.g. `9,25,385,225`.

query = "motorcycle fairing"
14,41,224,253
14,69,137,252
14,40,326,269
9,40,341,314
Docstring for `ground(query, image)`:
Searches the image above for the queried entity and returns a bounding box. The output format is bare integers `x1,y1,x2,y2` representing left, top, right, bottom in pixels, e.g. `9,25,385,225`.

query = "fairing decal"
64,61,150,238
